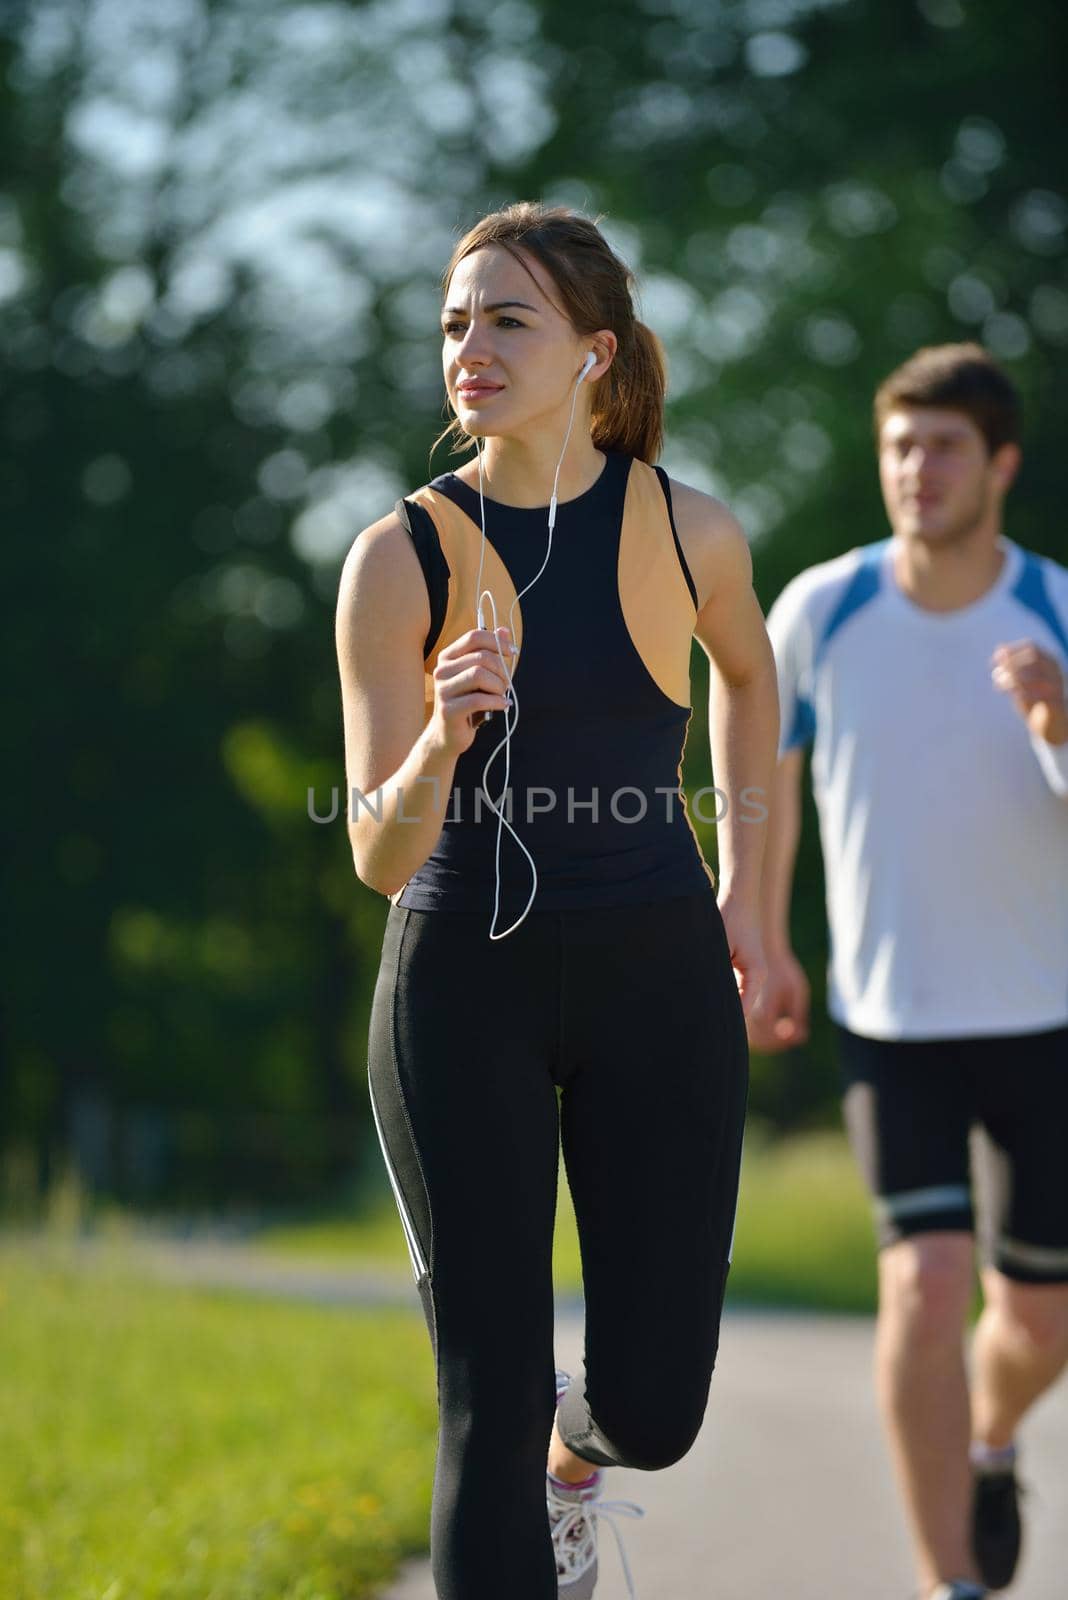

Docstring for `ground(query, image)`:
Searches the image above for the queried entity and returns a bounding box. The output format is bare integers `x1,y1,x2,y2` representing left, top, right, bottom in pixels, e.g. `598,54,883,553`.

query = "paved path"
55,1234,1068,1598
384,1306,1068,1600
80,1231,418,1307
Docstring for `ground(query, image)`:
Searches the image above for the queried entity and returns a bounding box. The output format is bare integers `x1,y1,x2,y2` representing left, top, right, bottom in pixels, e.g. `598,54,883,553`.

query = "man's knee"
879,1234,974,1343
988,1275,1068,1359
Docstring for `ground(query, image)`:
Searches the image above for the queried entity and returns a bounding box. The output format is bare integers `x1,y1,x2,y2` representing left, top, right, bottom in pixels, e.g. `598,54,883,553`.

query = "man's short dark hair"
874,342,1021,455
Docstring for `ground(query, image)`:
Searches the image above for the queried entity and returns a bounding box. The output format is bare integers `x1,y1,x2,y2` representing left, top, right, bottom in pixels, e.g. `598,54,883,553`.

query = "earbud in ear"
577,351,597,383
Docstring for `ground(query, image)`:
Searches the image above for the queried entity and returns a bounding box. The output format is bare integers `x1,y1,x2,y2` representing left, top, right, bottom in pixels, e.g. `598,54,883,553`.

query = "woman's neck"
456,432,606,509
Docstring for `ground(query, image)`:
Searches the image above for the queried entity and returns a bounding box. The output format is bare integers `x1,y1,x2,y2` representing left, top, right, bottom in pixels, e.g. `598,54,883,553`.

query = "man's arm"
991,639,1068,800
673,480,779,1016
747,564,819,1054
760,748,805,962
747,749,811,1053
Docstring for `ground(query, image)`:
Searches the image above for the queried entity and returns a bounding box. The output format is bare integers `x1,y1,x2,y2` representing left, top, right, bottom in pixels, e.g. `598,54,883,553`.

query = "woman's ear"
586,331,618,381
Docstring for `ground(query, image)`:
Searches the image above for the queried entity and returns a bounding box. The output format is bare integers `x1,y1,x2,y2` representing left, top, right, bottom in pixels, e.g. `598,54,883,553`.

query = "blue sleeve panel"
1011,553,1068,659
780,540,889,754
812,539,890,672
782,694,816,754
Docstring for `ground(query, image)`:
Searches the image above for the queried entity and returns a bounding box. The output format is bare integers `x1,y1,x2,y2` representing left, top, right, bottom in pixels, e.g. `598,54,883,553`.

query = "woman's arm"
335,511,511,896
335,513,453,895
672,481,780,1011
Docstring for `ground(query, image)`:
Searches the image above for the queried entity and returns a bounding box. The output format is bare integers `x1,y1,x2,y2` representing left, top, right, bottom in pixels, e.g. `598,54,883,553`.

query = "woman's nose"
455,324,492,366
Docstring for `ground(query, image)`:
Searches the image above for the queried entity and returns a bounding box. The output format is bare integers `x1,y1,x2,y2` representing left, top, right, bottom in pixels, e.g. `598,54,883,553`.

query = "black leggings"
367,889,748,1600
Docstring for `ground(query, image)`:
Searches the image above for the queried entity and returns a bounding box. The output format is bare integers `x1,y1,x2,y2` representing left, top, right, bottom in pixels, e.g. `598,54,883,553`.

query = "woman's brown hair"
435,201,666,464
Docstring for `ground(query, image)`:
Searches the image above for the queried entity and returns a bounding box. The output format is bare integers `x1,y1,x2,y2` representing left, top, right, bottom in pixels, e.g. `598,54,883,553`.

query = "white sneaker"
549,1369,644,1598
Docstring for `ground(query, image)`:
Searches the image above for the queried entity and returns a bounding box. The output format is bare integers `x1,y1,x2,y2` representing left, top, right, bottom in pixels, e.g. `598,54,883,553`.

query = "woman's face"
441,245,601,440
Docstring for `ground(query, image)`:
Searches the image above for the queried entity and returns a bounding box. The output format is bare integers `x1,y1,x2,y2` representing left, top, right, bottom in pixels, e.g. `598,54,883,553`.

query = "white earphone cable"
474,361,590,940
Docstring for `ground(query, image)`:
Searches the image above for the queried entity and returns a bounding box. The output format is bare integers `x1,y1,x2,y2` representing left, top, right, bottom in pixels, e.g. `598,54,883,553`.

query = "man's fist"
991,639,1068,746
746,949,811,1054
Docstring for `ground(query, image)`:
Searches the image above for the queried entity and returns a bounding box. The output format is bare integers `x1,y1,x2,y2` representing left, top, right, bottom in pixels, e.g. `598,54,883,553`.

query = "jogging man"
752,343,1068,1600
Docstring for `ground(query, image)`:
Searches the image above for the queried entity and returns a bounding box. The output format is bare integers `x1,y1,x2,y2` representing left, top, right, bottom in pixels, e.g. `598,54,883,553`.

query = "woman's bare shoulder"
336,507,429,646
663,476,751,612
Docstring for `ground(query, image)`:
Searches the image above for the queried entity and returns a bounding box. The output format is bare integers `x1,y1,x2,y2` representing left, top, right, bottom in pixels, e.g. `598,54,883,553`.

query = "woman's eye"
440,318,524,334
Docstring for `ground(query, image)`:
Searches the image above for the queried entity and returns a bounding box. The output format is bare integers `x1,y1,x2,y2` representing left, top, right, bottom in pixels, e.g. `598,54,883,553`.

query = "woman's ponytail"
590,319,666,464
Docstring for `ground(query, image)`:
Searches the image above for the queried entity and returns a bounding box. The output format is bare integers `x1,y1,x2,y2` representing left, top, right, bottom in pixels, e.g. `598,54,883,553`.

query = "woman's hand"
718,894,767,1020
427,626,515,757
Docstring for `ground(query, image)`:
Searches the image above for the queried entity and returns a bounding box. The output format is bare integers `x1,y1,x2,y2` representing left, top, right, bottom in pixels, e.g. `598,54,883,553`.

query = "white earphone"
473,351,597,939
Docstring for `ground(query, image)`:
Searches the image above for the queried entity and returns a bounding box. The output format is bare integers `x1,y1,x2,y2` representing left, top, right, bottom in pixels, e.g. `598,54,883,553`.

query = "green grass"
256,1207,419,1271
256,1129,880,1315
728,1129,877,1313
0,1239,436,1600
0,1132,879,1597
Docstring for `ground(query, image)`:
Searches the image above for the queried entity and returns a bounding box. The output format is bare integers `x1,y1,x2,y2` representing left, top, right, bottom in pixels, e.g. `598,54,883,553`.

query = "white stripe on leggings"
367,1066,428,1282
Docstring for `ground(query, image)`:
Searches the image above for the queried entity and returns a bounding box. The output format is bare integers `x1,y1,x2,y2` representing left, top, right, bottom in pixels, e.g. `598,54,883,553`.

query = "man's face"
878,406,1017,548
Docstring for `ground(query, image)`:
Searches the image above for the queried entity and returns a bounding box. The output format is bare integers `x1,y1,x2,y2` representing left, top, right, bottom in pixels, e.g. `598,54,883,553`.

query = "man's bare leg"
972,1268,1068,1447
875,1234,981,1595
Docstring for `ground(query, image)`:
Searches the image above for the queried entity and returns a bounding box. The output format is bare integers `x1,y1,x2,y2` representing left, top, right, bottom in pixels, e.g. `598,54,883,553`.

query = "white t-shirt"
767,537,1068,1041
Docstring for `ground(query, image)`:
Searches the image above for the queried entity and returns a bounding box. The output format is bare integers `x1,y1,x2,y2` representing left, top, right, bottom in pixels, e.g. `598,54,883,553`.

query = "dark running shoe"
929,1585,986,1600
972,1465,1023,1591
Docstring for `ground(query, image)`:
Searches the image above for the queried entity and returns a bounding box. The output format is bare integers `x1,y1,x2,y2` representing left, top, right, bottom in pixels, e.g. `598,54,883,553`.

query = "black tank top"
393,448,715,920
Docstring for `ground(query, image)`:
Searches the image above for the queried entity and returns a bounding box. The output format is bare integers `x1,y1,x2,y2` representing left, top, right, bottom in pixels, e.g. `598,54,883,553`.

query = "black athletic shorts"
836,1022,1068,1283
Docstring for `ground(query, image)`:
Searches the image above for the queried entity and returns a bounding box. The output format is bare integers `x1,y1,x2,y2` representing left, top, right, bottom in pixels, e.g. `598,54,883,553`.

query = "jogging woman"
335,203,779,1600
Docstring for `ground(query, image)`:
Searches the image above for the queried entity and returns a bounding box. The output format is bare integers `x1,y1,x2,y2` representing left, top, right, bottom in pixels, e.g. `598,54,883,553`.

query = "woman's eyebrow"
441,300,541,316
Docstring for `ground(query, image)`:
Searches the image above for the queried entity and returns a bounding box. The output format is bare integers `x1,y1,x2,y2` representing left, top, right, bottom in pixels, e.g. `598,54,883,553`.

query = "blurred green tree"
2,0,1065,1204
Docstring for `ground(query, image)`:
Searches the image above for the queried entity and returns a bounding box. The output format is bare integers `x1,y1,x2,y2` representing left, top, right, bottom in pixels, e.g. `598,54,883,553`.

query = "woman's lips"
457,384,504,401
